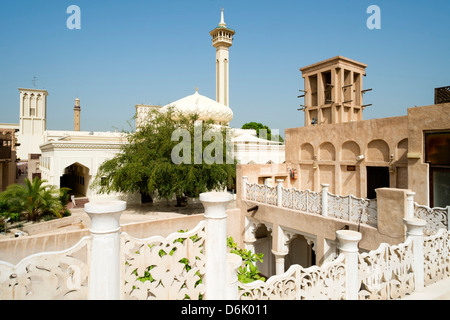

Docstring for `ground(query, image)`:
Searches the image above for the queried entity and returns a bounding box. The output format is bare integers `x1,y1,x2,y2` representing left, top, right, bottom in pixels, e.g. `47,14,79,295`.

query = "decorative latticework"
121,221,206,300
358,239,415,300
414,203,448,236
0,236,91,300
281,187,322,214
423,229,450,286
245,183,277,205
327,193,377,227
247,182,377,227
435,86,450,104
238,254,346,300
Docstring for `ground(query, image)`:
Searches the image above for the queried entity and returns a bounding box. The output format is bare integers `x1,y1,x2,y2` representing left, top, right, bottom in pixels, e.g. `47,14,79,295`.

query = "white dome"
163,90,233,124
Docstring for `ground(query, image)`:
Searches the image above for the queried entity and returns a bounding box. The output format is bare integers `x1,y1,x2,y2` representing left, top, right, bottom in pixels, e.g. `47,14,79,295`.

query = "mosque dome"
162,90,233,124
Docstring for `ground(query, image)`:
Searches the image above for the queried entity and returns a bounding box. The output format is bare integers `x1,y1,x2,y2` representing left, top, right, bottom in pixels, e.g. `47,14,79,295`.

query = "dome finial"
219,8,226,27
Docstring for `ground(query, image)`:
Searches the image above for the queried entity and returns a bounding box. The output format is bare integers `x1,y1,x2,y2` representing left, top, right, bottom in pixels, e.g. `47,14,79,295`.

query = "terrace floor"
401,277,450,300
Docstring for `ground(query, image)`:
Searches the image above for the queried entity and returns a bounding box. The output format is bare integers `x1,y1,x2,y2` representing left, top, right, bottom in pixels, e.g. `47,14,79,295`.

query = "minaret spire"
219,8,226,27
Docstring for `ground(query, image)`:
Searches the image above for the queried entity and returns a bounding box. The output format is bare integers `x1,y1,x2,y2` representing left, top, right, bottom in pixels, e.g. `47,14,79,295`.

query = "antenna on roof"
32,76,38,88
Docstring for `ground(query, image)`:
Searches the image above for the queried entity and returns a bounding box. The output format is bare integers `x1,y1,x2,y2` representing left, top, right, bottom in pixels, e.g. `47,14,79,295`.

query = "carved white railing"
0,236,91,300
414,203,449,236
238,217,447,301
423,229,450,286
327,193,377,228
281,187,322,214
358,239,415,300
0,195,449,300
238,254,347,300
121,221,207,300
244,180,377,227
245,183,277,206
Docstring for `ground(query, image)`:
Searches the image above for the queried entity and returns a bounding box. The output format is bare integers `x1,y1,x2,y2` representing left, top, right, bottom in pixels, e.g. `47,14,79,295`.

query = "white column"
406,192,415,219
276,179,284,207
271,250,287,275
85,201,126,300
200,191,233,300
321,183,330,217
274,227,297,275
336,229,362,300
244,217,259,253
403,217,426,292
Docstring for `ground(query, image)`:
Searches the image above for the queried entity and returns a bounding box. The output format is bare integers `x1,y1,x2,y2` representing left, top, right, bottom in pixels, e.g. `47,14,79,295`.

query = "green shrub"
227,236,266,283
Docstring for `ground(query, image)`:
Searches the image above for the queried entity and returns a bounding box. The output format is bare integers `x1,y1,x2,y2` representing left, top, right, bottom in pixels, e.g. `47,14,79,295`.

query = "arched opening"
285,235,316,270
60,163,90,198
253,224,275,278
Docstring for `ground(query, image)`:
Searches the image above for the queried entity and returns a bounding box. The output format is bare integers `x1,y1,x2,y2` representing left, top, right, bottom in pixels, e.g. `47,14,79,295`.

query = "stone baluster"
200,192,233,300
277,179,284,207
403,217,426,292
321,183,330,217
336,229,362,300
406,192,416,219
84,201,126,300
242,176,248,200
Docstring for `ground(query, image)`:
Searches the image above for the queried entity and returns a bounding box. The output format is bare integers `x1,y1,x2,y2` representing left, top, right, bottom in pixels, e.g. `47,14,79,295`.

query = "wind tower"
210,9,235,107
17,88,49,160
299,56,370,126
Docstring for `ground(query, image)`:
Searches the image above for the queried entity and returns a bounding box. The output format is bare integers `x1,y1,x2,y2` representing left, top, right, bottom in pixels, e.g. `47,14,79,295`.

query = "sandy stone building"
0,127,18,192
241,56,450,208
235,56,449,277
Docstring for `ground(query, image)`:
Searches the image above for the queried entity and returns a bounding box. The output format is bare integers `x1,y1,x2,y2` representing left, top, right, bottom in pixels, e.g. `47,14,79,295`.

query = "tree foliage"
92,108,236,206
0,177,70,222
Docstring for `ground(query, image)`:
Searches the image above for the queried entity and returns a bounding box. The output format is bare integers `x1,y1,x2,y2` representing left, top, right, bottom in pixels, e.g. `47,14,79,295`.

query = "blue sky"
1,0,449,135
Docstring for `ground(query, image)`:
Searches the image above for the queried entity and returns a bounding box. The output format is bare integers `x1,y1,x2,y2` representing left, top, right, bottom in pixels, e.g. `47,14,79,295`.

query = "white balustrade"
242,180,377,227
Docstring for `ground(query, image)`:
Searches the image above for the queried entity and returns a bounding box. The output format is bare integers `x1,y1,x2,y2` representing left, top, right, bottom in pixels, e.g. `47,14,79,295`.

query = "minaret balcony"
212,36,233,47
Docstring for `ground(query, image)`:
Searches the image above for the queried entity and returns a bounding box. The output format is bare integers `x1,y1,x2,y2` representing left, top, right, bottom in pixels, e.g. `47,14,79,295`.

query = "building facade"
242,56,449,207
235,56,450,277
0,128,18,192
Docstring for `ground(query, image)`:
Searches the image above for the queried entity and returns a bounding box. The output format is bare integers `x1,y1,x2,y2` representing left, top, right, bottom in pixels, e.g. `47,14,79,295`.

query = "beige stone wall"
235,103,450,270
407,103,450,205
284,115,409,198
0,209,242,266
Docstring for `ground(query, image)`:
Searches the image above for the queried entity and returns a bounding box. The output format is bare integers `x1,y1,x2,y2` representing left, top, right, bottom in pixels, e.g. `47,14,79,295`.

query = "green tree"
0,177,66,221
241,122,284,143
92,108,236,207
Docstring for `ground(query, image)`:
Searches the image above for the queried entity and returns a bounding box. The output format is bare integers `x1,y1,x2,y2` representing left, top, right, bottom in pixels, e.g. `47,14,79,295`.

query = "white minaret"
210,9,235,107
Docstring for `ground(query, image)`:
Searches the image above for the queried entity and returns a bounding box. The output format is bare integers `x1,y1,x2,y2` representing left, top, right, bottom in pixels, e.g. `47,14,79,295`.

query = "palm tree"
0,177,65,222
